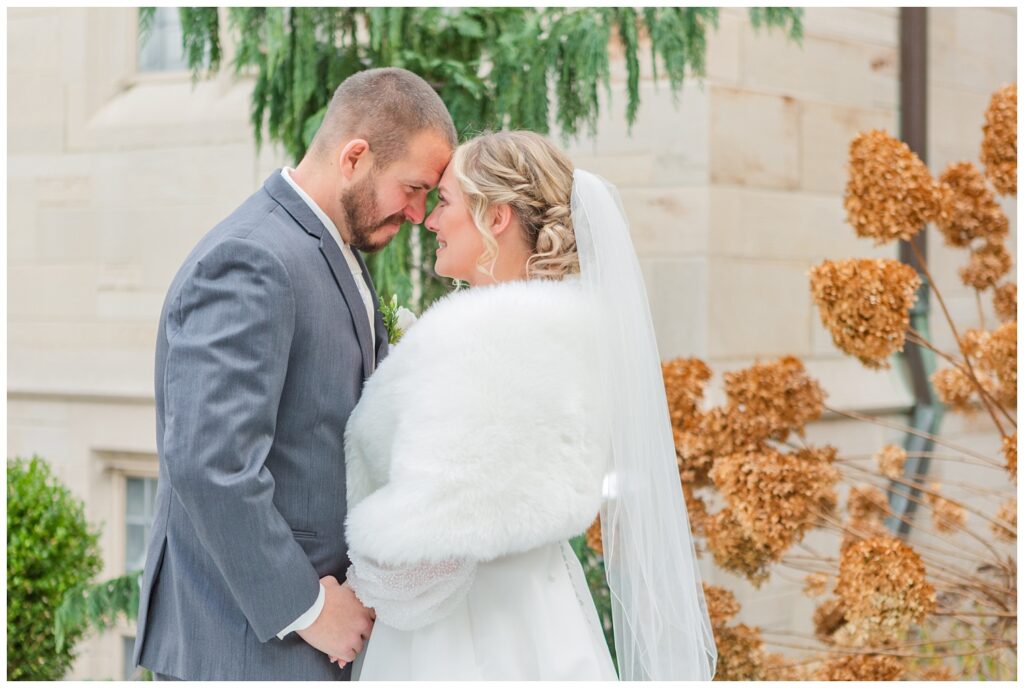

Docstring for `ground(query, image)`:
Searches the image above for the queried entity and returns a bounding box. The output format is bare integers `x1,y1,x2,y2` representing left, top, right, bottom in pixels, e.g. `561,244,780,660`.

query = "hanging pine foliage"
141,7,803,309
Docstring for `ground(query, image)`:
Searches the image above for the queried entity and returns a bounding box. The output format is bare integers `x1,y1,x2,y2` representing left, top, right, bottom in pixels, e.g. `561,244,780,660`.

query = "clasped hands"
296,575,375,670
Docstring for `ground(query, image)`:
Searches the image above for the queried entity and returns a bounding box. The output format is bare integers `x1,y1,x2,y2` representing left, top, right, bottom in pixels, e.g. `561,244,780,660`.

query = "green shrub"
7,456,102,680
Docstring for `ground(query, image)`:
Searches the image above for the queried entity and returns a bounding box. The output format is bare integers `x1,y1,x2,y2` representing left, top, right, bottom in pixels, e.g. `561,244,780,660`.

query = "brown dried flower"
703,509,776,586
710,447,840,558
762,653,809,681
925,482,967,533
676,406,764,488
841,517,892,551
585,516,603,555
916,664,956,681
936,161,1009,247
980,83,1017,196
931,366,976,412
702,583,741,628
803,572,829,598
662,357,711,434
993,282,1017,322
845,129,945,244
809,258,921,368
682,483,709,537
992,498,1016,542
874,444,907,480
815,654,905,681
847,484,889,522
1003,432,1017,483
711,623,766,681
722,356,826,441
959,240,1013,291
813,597,848,643
835,536,936,645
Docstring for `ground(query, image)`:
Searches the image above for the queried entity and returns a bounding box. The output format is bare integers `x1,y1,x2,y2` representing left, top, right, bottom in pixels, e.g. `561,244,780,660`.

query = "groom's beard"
341,172,406,254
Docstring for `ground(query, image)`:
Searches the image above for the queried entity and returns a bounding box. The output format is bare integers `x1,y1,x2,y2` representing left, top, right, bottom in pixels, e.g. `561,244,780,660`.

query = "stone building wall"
7,7,1015,679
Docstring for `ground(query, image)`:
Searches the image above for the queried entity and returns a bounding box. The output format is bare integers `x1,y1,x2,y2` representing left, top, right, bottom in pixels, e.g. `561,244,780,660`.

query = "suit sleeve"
162,236,320,643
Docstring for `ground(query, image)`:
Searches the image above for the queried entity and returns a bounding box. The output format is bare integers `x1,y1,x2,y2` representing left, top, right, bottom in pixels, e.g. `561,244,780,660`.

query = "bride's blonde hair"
450,130,579,280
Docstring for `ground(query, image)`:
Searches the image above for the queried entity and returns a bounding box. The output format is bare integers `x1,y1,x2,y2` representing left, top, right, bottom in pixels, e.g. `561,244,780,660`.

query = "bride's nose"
424,206,440,234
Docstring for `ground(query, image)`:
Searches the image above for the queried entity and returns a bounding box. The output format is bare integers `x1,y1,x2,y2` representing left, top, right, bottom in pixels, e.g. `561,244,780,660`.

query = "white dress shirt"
275,167,377,639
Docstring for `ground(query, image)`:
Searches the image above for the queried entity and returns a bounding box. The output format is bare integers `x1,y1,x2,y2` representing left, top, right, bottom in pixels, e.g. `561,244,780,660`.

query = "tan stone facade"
7,7,1015,680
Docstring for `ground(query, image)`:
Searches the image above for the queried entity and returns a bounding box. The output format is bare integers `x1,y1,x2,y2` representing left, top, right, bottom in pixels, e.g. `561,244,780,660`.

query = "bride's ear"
489,204,514,237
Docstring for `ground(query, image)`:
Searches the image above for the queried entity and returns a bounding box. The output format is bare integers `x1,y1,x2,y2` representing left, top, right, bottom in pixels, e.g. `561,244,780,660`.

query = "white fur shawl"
344,278,610,566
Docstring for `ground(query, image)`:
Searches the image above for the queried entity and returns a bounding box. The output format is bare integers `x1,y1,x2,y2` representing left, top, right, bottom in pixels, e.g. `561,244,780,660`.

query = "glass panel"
123,635,137,680
126,477,145,518
126,524,146,573
137,7,189,73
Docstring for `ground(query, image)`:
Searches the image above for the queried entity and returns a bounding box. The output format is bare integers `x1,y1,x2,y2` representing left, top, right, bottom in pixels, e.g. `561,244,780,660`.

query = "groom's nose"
404,195,428,225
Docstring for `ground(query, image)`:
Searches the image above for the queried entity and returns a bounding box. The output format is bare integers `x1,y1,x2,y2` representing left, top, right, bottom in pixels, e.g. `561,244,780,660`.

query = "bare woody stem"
908,236,1007,437
906,329,1017,428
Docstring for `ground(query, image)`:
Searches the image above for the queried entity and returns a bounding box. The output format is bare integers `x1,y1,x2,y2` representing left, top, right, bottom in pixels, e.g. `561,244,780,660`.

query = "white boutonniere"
381,295,418,344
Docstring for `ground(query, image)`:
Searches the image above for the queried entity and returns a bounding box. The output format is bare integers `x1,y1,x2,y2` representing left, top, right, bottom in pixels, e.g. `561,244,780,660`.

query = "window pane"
126,477,145,517
138,7,189,73
123,635,138,680
126,524,146,573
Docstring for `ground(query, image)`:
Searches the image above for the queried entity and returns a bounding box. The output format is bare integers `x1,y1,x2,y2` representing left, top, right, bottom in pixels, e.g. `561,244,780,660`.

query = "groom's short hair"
311,67,457,169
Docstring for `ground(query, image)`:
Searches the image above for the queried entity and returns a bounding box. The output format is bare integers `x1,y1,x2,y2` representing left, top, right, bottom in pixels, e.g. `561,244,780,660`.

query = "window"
125,476,158,573
137,7,189,73
123,635,141,680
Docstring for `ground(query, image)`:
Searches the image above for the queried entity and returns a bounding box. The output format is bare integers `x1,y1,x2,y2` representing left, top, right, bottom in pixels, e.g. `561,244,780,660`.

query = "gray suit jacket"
133,171,388,680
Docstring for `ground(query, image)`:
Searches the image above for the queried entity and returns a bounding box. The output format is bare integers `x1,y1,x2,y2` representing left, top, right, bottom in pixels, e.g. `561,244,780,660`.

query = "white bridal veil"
571,169,718,681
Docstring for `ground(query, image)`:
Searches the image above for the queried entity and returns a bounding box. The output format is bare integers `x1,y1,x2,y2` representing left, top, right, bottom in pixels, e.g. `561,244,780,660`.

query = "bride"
340,131,717,680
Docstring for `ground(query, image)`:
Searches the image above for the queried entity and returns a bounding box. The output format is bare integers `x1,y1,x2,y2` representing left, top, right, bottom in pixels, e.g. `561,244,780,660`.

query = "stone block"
619,186,709,256
639,256,710,359
800,100,896,194
741,30,898,110
930,8,1017,95
8,265,98,319
800,7,898,47
710,185,896,262
708,257,812,359
710,87,800,190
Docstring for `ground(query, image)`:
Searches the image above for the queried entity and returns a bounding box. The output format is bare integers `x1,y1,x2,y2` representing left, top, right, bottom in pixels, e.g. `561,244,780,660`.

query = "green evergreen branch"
55,571,142,654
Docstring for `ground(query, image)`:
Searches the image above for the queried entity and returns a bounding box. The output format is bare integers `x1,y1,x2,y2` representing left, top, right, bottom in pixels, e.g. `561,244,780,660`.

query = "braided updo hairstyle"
450,130,579,280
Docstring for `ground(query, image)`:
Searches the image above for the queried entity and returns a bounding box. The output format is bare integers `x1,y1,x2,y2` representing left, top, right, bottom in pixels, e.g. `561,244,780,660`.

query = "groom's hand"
297,575,374,665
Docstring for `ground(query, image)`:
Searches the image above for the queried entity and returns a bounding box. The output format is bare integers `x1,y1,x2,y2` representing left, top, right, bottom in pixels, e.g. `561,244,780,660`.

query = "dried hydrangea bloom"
1003,432,1017,482
845,129,945,244
835,536,936,645
931,366,976,412
847,484,889,522
916,664,956,681
722,355,826,441
924,482,967,533
710,447,840,558
841,517,892,551
984,321,1017,406
703,508,776,586
980,83,1017,196
711,623,766,681
959,239,1013,291
803,572,829,597
662,357,711,433
762,653,809,681
681,483,709,537
702,583,741,627
874,443,907,480
813,597,848,643
992,498,1016,542
676,406,764,488
935,161,1010,247
993,282,1017,322
585,516,603,555
809,258,921,369
815,654,906,681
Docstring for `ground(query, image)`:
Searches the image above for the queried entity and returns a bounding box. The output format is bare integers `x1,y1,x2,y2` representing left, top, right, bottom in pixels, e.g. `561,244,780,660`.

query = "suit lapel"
263,170,375,379
351,249,389,365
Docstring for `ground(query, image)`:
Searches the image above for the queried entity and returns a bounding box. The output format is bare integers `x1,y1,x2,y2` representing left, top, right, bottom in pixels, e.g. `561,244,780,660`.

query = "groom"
133,68,456,680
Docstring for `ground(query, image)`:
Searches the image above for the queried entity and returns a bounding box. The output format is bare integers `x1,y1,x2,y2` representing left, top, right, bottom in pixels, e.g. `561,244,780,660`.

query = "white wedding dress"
342,278,618,681
352,540,616,680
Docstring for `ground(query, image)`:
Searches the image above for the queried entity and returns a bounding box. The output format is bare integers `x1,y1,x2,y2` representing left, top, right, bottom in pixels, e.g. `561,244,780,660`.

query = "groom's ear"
338,138,373,181
489,204,514,236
